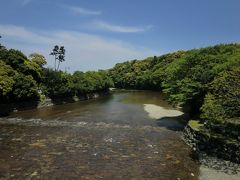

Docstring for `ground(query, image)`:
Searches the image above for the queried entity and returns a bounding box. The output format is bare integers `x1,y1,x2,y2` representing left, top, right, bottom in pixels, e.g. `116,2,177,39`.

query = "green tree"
0,60,16,100
12,73,39,101
0,35,2,49
57,46,65,71
29,53,47,68
50,45,59,71
2,49,28,72
50,45,66,71
201,68,240,124
42,68,74,98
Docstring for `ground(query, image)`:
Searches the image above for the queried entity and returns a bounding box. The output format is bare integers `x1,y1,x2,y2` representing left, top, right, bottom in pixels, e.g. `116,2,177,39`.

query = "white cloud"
91,21,153,33
68,6,102,15
0,24,158,72
0,25,53,44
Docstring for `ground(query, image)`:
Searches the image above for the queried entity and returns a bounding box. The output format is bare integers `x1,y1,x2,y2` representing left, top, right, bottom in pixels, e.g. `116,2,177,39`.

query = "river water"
0,90,199,179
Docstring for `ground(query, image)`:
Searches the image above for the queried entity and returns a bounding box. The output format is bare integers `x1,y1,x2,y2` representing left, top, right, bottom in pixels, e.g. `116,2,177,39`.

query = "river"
0,90,199,179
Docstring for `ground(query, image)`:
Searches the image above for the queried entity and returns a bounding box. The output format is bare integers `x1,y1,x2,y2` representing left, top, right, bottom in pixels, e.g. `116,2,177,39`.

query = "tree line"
108,43,240,125
0,44,113,103
0,39,239,127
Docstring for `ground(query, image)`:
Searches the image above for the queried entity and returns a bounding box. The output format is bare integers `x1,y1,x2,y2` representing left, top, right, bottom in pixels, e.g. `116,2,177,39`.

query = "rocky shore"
142,104,240,179
182,123,240,179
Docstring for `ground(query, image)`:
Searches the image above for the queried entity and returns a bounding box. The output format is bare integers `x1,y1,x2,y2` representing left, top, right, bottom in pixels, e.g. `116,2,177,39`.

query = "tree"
29,53,47,68
50,45,59,71
21,53,47,83
42,69,74,98
50,45,65,71
0,35,5,49
0,35,2,49
0,60,16,100
2,49,27,71
57,46,65,71
12,73,39,101
201,68,240,124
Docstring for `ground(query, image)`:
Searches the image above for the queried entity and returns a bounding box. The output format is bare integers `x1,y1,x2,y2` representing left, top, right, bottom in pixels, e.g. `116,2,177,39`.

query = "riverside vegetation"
108,43,240,164
0,43,113,115
0,42,240,164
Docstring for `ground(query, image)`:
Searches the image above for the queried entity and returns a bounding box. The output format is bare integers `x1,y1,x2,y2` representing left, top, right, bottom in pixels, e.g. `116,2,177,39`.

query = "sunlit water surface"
0,91,199,179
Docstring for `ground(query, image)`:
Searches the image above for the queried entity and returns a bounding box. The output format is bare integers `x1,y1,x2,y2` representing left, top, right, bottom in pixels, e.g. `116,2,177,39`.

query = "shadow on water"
0,101,39,117
156,113,189,131
51,97,76,105
50,91,112,105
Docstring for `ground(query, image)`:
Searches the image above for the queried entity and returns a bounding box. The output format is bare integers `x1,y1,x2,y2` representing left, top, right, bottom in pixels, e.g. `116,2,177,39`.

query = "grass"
188,120,204,131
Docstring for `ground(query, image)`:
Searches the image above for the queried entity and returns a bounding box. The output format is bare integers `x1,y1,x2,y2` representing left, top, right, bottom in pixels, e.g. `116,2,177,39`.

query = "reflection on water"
0,90,199,179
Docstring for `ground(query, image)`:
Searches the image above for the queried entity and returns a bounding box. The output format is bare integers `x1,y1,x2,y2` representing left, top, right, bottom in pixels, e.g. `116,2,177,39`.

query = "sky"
0,0,240,72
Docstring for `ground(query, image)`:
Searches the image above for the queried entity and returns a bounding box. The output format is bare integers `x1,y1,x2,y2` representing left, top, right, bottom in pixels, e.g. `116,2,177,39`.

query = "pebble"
104,138,113,143
30,171,38,177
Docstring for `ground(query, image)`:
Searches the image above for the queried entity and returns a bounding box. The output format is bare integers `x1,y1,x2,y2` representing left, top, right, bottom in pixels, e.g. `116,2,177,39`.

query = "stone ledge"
183,122,240,164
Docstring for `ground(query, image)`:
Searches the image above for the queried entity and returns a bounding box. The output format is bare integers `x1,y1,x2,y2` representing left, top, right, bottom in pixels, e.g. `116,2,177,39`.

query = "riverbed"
0,91,199,179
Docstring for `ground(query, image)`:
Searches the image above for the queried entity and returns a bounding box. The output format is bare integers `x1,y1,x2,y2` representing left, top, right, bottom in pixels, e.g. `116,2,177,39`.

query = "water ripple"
0,117,162,131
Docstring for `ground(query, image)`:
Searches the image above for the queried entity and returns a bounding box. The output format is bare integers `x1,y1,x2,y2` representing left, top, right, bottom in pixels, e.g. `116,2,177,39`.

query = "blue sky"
0,0,240,72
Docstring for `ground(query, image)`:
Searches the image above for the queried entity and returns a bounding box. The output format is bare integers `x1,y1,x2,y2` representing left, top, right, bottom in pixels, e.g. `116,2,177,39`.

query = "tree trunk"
54,56,56,71
57,60,60,71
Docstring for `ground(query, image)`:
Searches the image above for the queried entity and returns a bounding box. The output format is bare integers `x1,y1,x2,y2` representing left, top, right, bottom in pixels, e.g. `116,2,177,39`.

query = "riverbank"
183,121,240,179
0,91,109,117
143,103,240,179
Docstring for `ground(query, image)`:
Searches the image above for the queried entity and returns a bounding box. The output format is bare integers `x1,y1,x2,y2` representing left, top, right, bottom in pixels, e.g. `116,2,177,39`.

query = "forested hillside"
109,44,240,125
1,43,240,127
0,46,113,104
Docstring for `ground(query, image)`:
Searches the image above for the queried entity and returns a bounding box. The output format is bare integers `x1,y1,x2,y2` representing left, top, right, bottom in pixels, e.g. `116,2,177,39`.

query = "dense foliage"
201,68,240,124
0,46,113,103
0,48,41,102
1,42,239,126
109,43,240,124
72,70,113,96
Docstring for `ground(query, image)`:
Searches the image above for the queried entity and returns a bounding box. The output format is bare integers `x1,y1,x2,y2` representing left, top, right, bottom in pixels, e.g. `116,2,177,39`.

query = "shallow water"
0,91,199,179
